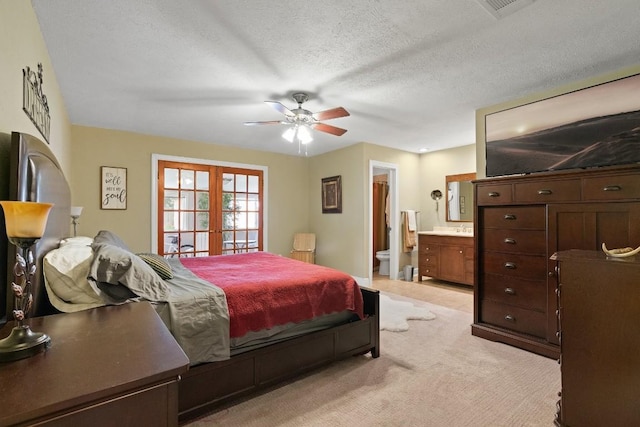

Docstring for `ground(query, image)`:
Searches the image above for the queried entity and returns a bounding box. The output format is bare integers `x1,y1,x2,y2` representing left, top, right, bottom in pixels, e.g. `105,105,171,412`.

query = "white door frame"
368,160,399,281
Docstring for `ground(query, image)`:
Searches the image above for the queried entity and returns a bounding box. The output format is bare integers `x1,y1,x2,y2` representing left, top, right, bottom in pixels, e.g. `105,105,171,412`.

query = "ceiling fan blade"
243,120,285,126
265,101,295,117
311,122,348,136
312,107,350,121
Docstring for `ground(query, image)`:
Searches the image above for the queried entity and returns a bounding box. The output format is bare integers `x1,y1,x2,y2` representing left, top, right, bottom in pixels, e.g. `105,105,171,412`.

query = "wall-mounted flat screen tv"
485,73,640,177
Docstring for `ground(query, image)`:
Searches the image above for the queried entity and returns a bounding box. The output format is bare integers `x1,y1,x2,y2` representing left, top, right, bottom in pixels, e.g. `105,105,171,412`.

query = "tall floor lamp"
0,201,54,362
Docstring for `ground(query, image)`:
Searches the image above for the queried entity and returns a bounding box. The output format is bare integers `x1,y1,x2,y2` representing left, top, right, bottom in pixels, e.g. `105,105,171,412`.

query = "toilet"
376,249,390,275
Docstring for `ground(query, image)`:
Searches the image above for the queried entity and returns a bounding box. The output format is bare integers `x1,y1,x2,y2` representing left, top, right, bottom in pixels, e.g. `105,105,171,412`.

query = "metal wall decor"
22,63,51,143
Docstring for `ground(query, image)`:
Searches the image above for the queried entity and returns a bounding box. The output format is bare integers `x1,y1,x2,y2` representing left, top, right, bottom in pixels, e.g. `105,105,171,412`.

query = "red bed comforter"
180,252,364,338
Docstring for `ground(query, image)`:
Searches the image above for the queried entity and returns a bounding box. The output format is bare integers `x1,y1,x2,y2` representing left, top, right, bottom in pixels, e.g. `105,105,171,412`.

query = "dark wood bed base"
1,131,381,425
178,286,379,422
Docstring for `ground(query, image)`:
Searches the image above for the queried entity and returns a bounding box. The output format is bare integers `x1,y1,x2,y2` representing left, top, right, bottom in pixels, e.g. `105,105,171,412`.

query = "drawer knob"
603,185,622,192
504,238,516,244
503,214,516,220
537,189,552,195
504,314,515,322
504,287,515,295
504,262,516,269
488,191,500,197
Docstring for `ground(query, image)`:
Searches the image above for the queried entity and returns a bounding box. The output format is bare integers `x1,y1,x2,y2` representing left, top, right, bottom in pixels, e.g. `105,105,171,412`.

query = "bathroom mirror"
446,172,476,222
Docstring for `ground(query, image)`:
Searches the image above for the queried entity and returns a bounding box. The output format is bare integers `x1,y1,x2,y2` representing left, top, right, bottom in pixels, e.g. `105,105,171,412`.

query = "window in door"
158,161,263,257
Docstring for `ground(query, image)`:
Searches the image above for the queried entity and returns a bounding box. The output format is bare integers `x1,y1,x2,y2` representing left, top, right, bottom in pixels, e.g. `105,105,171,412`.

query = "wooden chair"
290,233,316,264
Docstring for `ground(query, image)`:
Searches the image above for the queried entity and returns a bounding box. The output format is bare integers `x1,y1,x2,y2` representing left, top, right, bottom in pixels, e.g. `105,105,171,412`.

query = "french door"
158,160,263,257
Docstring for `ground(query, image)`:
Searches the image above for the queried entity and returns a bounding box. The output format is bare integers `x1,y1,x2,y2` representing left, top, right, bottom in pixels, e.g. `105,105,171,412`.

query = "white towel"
406,210,417,231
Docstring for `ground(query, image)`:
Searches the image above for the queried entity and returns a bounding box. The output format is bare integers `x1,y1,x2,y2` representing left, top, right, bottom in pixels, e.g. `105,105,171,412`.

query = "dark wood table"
0,302,189,426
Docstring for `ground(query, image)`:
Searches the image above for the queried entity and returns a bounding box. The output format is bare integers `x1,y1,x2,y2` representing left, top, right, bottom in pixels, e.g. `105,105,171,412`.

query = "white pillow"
43,243,106,312
59,236,94,247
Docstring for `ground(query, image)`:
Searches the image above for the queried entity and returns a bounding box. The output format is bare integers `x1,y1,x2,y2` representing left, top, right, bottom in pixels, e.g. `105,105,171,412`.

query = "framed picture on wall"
321,175,342,214
101,166,127,210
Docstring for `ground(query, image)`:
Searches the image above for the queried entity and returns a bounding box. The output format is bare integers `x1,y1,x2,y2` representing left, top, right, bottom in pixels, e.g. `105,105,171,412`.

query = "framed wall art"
101,166,127,210
321,175,342,214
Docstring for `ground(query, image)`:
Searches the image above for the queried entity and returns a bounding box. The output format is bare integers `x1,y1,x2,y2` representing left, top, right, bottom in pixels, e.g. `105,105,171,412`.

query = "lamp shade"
0,201,54,238
70,206,83,217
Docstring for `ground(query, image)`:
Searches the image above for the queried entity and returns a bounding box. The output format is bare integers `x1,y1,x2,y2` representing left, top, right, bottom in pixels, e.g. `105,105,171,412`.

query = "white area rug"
379,293,435,331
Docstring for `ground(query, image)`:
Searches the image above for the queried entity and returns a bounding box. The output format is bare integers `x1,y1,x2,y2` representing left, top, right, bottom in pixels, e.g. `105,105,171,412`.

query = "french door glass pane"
165,169,179,188
248,175,258,192
196,212,209,231
195,171,209,190
181,170,194,189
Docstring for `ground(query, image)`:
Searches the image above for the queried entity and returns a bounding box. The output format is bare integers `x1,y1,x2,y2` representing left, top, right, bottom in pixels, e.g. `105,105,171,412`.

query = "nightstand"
0,302,189,426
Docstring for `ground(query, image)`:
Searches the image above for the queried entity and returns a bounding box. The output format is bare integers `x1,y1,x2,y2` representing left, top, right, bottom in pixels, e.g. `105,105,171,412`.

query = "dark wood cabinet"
418,233,474,286
553,250,640,427
473,165,640,359
0,302,189,427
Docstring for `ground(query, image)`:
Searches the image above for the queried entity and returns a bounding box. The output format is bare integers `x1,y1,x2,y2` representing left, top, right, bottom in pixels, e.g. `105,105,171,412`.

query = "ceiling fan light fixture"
282,126,296,143
297,125,313,144
282,124,313,145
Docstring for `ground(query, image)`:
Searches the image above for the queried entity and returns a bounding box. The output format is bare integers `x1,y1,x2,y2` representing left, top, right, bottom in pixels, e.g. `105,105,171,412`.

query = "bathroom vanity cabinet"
473,165,640,359
418,233,474,286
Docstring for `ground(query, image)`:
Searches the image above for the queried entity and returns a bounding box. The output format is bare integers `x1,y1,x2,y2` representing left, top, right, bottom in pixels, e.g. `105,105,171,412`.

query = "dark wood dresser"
0,302,189,426
552,250,640,427
473,165,640,359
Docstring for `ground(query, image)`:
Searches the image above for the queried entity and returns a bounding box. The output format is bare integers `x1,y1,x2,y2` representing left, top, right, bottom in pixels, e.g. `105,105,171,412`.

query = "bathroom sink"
420,226,473,237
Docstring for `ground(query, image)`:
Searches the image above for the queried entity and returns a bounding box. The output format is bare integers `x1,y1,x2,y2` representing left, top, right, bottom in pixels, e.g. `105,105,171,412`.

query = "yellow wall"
0,0,72,173
70,126,310,256
419,144,476,230
475,65,640,179
306,142,424,278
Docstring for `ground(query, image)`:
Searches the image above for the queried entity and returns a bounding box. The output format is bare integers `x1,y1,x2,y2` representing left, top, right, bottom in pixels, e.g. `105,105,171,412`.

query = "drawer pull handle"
603,185,621,192
504,287,515,295
503,214,516,220
488,191,500,197
504,262,516,269
504,314,515,322
504,238,516,244
537,189,552,195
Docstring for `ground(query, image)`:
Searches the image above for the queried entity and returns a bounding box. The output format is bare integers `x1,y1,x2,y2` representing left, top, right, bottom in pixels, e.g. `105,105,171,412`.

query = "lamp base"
0,325,51,362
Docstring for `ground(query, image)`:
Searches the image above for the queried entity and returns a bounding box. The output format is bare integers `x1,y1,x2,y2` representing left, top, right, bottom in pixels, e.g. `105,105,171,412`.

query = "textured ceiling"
31,0,640,157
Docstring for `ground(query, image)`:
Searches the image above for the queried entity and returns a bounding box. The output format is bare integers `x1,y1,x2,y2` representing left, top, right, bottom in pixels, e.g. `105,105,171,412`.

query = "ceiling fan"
243,92,350,138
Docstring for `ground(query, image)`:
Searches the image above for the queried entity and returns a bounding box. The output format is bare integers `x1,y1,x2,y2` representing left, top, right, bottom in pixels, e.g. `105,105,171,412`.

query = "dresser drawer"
481,206,545,230
582,174,640,201
482,273,546,311
483,252,547,279
480,300,547,338
482,229,546,254
476,183,513,205
514,179,581,202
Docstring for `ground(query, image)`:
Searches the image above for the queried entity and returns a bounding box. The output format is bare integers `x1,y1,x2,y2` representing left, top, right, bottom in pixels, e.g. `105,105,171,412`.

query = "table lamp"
70,206,83,237
0,201,54,362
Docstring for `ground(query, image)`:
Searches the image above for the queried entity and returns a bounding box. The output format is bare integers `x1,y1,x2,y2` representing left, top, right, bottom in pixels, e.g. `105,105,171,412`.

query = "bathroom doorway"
369,161,399,282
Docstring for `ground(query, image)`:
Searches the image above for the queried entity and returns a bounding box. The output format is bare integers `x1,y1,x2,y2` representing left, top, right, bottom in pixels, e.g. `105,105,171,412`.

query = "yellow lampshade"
0,201,54,238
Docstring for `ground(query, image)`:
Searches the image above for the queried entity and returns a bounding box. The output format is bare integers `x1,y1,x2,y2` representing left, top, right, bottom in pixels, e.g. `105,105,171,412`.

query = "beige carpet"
186,289,561,427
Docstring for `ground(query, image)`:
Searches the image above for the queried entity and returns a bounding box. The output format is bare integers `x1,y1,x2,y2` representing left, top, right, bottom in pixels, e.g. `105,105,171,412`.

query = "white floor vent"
476,0,536,19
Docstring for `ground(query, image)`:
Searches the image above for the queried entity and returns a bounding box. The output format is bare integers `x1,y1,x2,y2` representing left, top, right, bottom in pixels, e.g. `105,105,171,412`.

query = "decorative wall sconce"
0,201,53,362
70,206,83,237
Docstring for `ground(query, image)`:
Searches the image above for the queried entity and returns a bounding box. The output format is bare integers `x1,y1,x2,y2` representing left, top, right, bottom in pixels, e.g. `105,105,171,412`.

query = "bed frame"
0,131,380,424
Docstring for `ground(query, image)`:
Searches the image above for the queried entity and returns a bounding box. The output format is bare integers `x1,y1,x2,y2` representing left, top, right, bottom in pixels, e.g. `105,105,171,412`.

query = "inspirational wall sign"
22,63,51,143
101,166,127,210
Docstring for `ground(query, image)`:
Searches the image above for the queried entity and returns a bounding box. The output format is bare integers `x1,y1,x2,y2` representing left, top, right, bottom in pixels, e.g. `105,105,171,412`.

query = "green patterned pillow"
136,253,174,280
